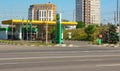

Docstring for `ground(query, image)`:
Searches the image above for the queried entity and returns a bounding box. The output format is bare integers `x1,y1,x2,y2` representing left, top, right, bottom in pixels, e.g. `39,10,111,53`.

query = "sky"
0,0,119,25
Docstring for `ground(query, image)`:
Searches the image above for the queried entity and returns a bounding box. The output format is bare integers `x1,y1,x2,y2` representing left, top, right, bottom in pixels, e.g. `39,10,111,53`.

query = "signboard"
99,34,102,38
56,13,63,44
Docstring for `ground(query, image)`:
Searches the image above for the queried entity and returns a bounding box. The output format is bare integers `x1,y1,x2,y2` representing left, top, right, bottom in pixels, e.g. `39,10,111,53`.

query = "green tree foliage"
63,28,87,40
76,21,85,28
102,24,119,44
63,26,105,41
84,25,96,41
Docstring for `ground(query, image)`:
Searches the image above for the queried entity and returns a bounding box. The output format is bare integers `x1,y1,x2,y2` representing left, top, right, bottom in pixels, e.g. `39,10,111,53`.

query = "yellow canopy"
2,20,77,25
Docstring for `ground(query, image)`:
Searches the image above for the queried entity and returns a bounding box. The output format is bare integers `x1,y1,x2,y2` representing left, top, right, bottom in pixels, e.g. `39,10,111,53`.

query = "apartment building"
76,0,100,25
28,2,56,21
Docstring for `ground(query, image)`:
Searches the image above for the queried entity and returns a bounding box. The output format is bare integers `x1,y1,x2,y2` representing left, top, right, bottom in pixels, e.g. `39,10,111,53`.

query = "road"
0,44,120,71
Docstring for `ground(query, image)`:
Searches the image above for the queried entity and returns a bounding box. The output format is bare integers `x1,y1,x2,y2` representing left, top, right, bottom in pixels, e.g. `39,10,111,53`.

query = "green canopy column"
5,28,8,39
19,25,22,40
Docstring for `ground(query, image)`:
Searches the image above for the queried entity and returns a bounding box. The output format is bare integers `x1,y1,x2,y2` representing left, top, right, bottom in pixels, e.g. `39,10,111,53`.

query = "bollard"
98,38,102,45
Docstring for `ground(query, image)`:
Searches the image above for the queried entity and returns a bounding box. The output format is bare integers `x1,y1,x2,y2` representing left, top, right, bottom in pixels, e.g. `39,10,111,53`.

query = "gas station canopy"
2,20,78,25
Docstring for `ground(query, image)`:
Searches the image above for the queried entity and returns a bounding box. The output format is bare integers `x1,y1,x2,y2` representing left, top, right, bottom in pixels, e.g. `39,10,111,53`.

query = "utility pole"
116,0,119,25
73,9,75,22
116,0,120,45
12,19,13,40
26,20,29,41
30,20,32,41
21,18,24,40
114,11,116,25
119,11,120,45
45,3,49,44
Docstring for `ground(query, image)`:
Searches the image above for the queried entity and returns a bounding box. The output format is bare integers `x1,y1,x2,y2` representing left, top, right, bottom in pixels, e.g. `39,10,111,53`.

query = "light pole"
119,11,120,46
116,0,119,26
12,19,13,40
22,18,24,40
116,0,120,45
73,9,75,22
45,3,50,44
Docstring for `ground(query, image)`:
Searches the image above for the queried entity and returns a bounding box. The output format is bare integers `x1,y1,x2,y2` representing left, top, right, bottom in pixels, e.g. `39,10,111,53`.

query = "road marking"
96,64,120,67
0,50,120,54
81,50,120,53
0,59,117,66
0,63,18,65
0,55,120,60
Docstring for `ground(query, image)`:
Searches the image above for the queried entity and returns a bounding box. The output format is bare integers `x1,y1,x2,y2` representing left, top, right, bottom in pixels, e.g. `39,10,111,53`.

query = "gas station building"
1,19,77,41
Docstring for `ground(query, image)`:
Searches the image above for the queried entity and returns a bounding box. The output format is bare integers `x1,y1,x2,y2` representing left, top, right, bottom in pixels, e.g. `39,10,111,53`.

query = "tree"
76,21,85,28
102,24,119,44
84,25,96,41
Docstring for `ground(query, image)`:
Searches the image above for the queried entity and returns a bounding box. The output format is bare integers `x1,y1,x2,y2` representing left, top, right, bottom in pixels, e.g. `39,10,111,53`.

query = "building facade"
28,2,56,21
76,0,100,25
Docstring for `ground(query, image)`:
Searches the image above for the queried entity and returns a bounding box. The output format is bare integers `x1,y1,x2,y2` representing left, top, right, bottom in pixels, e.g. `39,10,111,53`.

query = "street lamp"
119,11,120,46
11,19,13,40
45,3,50,44
73,9,75,22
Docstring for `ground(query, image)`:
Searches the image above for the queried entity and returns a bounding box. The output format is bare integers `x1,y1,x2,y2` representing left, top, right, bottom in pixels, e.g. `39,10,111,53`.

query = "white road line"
0,50,120,54
96,64,120,67
81,50,120,53
0,63,19,65
0,55,120,61
1,60,120,67
0,59,116,66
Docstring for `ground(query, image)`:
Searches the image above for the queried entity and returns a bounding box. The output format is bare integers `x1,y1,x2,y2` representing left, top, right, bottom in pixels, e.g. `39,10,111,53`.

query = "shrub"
63,28,87,41
101,25,119,44
84,25,96,41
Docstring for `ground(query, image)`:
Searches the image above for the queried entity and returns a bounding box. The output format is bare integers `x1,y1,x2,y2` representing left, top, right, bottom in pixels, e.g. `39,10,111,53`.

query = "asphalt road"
0,44,120,71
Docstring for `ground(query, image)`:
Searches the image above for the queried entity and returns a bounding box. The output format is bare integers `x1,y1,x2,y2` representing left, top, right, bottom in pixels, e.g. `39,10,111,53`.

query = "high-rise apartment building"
28,2,56,21
76,0,100,25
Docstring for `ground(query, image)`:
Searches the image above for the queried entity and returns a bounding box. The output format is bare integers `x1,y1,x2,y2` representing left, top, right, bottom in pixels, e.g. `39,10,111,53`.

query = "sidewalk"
64,40,90,45
0,40,119,48
102,44,120,48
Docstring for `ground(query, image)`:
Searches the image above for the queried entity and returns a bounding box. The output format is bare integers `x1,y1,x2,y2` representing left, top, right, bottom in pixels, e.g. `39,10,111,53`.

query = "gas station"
2,16,77,43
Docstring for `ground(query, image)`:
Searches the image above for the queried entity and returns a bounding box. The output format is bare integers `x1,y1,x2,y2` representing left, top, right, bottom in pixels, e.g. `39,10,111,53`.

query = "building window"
49,11,51,17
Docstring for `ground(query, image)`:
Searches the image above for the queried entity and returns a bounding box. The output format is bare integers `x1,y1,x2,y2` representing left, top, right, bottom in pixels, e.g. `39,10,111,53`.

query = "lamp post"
12,19,13,40
118,1,120,46
116,0,119,26
73,9,75,22
45,3,50,44
22,18,24,40
116,0,120,45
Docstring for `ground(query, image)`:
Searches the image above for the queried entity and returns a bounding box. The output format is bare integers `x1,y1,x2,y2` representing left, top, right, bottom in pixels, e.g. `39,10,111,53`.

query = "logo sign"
56,14,60,20
56,13,61,24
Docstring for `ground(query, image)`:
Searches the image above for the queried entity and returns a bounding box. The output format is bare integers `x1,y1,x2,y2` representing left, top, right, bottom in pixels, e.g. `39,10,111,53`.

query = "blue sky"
0,0,119,24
